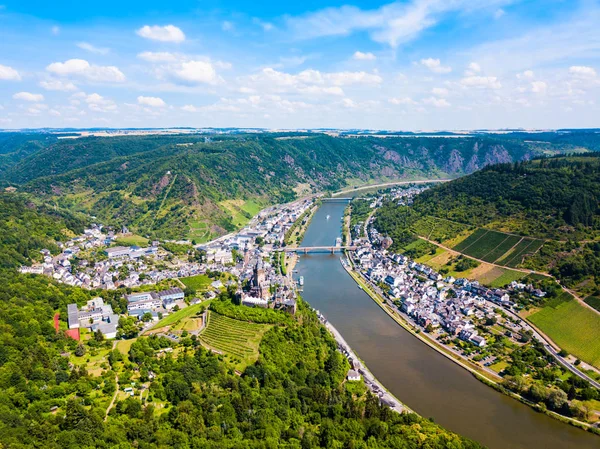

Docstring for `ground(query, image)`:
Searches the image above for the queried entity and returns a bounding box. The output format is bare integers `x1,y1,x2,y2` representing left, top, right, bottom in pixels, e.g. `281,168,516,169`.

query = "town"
21,197,315,339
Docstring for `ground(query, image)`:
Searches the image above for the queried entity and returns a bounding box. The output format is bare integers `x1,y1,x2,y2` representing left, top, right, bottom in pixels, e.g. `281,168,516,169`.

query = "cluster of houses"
66,287,187,339
349,187,548,352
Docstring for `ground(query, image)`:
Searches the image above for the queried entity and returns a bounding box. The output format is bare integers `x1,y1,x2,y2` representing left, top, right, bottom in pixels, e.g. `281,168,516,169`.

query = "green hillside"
0,194,483,449
0,133,546,239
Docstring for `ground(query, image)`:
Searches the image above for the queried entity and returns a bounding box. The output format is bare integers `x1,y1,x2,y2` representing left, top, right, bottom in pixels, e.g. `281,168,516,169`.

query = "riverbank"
332,178,453,197
317,312,412,415
340,255,599,435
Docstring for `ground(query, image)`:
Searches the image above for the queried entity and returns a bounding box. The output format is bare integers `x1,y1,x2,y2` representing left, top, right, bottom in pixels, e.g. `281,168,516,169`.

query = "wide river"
296,200,599,449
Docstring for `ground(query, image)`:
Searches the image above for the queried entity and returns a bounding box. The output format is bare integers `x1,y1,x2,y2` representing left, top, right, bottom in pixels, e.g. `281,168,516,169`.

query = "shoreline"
340,255,599,435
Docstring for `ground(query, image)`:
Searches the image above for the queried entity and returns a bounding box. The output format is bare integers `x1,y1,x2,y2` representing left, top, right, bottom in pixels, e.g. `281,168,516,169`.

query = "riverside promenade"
317,312,412,414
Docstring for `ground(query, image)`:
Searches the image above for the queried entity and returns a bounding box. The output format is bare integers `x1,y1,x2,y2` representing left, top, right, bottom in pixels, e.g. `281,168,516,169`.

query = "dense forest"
0,191,483,448
0,132,549,239
410,155,600,239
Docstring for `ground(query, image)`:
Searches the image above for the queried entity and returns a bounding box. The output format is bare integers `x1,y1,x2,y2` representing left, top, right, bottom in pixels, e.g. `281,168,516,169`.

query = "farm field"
180,274,212,291
199,311,272,369
585,296,600,313
528,293,600,368
452,228,544,266
487,269,527,288
497,238,545,268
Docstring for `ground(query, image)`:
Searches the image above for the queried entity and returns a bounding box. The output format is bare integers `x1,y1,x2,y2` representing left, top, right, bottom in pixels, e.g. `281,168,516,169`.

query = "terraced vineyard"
199,311,271,363
453,229,544,266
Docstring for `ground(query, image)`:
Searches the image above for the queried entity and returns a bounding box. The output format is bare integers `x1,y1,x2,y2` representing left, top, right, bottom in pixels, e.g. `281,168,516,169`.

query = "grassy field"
115,338,136,354
584,296,600,313
488,269,527,288
529,293,600,368
151,303,205,329
114,234,149,247
199,311,271,370
220,199,263,228
180,274,212,291
411,216,470,243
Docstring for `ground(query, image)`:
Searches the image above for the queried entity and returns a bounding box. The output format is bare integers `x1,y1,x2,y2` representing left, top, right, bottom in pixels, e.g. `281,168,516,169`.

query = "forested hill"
0,133,549,239
411,155,600,239
0,193,87,269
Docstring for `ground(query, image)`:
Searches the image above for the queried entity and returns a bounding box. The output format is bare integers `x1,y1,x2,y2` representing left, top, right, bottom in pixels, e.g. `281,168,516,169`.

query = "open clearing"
199,311,271,369
151,303,205,329
180,274,212,291
529,293,600,368
114,234,149,247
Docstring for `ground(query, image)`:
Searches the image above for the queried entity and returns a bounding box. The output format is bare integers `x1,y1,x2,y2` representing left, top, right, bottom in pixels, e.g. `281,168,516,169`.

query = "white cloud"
0,64,21,81
253,18,274,31
39,79,78,91
388,97,417,105
431,87,448,96
423,96,451,107
51,26,60,35
285,0,511,47
466,62,481,75
222,21,234,32
72,92,118,112
517,70,534,80
353,51,376,61
174,60,221,85
569,65,597,79
494,9,505,19
46,59,125,83
460,75,501,89
138,96,166,107
137,51,179,63
531,81,547,94
181,104,199,112
136,25,185,43
342,98,357,108
13,92,44,102
420,58,451,74
77,42,110,55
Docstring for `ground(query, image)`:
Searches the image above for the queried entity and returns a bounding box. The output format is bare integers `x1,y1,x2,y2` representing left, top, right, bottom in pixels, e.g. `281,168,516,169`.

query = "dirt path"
333,179,453,197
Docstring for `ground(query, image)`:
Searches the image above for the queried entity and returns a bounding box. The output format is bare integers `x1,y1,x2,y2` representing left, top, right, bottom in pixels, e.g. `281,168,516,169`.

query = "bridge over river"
278,245,357,254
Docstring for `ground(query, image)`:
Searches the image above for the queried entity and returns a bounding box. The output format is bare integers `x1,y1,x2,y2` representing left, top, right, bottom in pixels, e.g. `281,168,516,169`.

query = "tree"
117,316,139,339
141,312,153,322
94,330,105,342
547,389,568,411
74,344,86,357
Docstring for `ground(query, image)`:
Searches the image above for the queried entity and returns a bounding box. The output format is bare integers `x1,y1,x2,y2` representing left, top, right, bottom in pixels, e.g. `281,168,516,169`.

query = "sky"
0,0,599,130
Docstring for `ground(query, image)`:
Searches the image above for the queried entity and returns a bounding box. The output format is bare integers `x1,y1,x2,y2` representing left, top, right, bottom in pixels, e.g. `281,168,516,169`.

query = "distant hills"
0,131,591,240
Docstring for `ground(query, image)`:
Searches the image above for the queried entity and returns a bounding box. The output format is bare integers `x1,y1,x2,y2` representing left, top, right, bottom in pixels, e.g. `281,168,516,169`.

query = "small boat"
358,285,363,290
298,276,304,286
326,215,331,220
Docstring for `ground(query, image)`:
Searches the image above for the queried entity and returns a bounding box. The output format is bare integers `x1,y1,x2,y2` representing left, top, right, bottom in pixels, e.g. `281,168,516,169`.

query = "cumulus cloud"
0,64,21,81
431,87,448,96
460,75,501,89
137,52,179,63
388,97,417,105
353,51,376,61
464,62,481,76
517,70,535,80
181,104,199,112
531,81,547,94
136,25,185,43
420,58,451,74
423,96,451,107
13,92,44,102
175,60,221,84
72,92,117,112
569,65,597,79
39,79,77,91
46,59,125,83
138,96,166,107
77,42,110,55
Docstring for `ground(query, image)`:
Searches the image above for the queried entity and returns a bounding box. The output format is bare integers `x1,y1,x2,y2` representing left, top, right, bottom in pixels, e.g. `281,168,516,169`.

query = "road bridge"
279,246,357,254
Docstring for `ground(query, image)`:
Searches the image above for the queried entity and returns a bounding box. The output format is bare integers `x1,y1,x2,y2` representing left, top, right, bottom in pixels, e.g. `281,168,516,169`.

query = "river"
295,200,599,449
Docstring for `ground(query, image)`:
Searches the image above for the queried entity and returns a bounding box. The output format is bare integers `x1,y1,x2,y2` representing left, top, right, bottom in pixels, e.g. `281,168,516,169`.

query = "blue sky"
0,0,599,130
